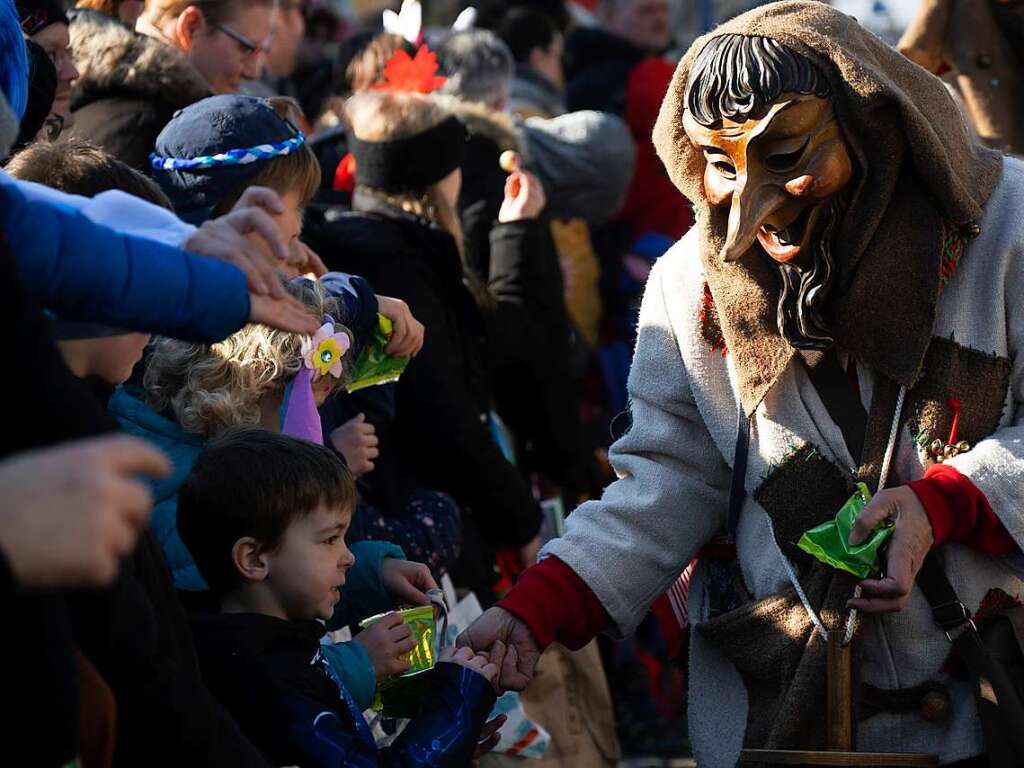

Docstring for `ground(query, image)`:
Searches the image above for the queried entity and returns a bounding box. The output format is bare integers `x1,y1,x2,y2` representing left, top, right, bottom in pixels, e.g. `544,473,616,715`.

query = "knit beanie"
151,95,305,223
16,0,67,35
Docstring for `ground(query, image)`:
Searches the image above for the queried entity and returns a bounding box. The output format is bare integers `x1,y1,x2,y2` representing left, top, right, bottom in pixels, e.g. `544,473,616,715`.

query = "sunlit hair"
7,138,172,207
345,90,464,254
345,32,411,93
140,0,273,29
211,97,321,215
685,34,830,128
143,280,348,438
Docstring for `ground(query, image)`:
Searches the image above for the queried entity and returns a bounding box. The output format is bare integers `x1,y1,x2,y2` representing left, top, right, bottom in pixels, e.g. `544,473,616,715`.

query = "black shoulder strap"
917,551,1024,759
726,406,751,542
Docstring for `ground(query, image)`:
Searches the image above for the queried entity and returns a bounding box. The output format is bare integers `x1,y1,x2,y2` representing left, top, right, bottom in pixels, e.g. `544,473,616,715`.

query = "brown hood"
653,0,1002,414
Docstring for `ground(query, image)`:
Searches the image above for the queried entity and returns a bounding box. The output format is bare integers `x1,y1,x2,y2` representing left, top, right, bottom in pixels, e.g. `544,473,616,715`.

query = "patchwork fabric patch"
905,337,1011,457
754,444,855,568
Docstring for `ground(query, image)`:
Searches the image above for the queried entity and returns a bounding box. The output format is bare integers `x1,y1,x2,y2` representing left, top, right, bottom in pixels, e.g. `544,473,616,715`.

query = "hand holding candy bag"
797,483,896,579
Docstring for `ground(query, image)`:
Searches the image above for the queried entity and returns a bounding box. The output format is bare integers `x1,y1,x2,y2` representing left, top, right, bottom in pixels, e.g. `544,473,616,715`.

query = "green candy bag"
359,604,440,718
345,314,411,393
796,482,894,579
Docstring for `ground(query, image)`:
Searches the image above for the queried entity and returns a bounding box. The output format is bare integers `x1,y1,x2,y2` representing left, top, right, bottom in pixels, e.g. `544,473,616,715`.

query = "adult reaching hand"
183,188,320,334
0,436,171,590
184,189,292,297
456,606,541,692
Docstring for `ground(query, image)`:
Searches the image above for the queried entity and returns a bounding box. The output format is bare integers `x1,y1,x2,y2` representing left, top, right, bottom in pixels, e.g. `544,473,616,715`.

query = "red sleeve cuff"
497,556,609,652
908,464,1018,555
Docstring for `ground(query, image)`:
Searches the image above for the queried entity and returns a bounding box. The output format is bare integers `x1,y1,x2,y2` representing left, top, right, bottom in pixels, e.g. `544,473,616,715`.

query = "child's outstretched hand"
439,643,502,690
354,613,416,681
329,414,379,476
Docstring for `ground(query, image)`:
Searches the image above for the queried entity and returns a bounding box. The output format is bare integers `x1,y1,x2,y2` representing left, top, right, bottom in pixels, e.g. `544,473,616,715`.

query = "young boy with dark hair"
178,428,502,767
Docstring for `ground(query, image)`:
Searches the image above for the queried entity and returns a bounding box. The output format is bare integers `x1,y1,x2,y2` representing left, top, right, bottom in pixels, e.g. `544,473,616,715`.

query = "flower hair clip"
303,317,351,379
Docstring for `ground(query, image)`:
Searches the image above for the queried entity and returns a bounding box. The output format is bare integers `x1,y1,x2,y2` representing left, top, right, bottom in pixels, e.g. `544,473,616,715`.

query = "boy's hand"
376,296,425,357
381,558,437,606
329,414,378,476
439,642,502,690
354,613,416,680
498,171,546,223
0,437,171,590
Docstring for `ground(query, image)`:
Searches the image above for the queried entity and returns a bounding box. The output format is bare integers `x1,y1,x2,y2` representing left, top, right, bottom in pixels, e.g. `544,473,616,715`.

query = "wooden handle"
827,631,853,751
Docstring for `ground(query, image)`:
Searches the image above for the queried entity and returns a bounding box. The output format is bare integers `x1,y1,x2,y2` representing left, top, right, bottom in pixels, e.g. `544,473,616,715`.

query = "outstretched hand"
0,436,171,590
456,606,540,691
381,558,437,606
847,485,934,614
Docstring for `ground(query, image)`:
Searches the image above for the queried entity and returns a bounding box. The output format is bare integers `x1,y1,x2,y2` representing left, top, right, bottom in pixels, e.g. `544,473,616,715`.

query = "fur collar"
70,14,209,111
432,95,523,154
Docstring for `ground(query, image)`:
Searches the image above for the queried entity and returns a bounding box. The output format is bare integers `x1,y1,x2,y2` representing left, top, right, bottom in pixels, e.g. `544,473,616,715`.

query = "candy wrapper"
360,603,440,718
345,314,410,393
796,482,894,579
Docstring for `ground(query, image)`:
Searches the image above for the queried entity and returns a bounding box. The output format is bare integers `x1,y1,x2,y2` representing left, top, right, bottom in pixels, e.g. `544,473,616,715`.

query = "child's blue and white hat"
151,94,306,223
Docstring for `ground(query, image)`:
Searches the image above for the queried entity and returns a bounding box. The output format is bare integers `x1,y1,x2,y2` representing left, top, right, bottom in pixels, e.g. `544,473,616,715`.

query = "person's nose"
720,169,789,263
339,546,355,571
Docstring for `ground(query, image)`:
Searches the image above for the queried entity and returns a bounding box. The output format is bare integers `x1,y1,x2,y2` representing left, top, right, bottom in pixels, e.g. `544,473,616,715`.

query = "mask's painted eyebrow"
701,145,729,155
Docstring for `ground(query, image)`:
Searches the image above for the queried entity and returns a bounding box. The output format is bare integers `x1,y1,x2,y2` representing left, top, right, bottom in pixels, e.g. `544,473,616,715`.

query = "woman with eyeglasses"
67,0,274,171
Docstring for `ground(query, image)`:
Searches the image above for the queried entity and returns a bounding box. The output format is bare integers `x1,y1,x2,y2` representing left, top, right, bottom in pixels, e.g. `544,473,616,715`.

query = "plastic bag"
796,482,894,579
346,314,410,393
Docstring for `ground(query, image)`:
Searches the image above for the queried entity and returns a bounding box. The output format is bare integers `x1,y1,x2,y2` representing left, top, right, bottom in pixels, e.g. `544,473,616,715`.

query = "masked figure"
460,2,1024,764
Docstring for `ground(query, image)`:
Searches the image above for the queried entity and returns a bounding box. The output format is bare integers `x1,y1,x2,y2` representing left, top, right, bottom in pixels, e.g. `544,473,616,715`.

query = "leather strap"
917,552,1024,764
726,406,750,542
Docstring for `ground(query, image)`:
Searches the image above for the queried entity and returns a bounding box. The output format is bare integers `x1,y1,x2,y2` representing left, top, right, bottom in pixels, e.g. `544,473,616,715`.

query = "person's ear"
232,537,270,582
174,5,206,52
527,46,547,71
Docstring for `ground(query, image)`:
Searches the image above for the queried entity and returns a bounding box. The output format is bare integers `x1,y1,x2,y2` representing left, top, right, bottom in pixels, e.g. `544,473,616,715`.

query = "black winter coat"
455,117,591,497
305,195,542,597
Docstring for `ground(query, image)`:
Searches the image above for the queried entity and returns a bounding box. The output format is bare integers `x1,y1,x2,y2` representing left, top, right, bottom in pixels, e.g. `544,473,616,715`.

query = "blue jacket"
0,170,250,342
190,613,496,768
109,386,403,709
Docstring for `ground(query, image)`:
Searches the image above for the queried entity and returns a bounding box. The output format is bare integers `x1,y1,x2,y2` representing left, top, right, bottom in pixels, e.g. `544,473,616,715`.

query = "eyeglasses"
215,22,267,59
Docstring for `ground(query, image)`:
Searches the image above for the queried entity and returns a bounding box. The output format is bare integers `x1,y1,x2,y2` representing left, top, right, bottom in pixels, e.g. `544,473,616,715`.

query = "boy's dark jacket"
190,612,496,767
304,196,543,601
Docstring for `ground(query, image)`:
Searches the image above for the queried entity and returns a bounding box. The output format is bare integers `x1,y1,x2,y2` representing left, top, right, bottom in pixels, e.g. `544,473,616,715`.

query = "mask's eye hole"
711,159,737,180
765,138,810,173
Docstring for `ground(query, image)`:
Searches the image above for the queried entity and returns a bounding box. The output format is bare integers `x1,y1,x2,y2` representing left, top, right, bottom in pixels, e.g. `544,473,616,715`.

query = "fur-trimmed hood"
653,0,1002,414
70,12,209,113
432,95,523,154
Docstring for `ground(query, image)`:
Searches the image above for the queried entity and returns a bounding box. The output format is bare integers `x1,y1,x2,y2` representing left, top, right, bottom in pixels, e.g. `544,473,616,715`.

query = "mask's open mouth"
757,203,822,263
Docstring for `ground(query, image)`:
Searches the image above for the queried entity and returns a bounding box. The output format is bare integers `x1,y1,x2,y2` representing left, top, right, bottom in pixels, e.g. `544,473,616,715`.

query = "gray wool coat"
543,155,1024,765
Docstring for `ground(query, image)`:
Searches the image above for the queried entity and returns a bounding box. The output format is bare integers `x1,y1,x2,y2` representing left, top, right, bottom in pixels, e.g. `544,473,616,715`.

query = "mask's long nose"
720,177,790,263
